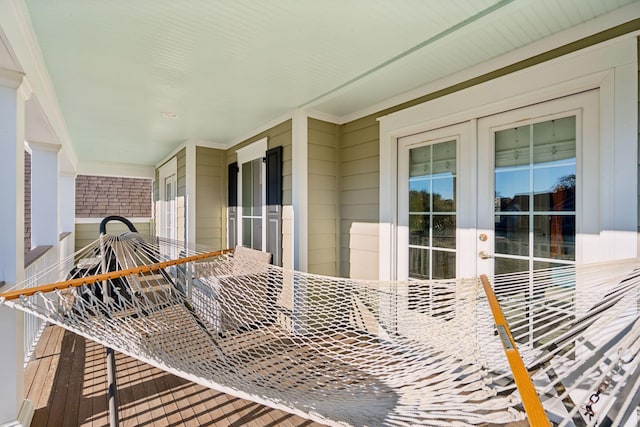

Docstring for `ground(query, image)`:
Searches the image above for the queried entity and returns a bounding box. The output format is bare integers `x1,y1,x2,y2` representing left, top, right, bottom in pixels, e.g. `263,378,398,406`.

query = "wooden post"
480,274,550,427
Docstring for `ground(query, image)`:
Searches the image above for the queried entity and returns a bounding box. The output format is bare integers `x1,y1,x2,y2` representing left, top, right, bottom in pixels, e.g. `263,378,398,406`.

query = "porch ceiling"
20,0,640,167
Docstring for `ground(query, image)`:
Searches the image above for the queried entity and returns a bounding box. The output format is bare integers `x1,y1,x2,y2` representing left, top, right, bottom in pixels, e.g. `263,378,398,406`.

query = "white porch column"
0,69,30,424
291,109,308,272
30,141,61,248
291,109,309,335
185,141,196,244
59,171,76,234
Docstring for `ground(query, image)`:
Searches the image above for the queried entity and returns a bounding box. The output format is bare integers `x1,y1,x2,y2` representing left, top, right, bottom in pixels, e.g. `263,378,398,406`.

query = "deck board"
26,325,326,427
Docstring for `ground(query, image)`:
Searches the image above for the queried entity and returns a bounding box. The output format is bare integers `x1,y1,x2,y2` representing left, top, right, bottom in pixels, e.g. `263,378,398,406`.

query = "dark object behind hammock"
68,216,140,307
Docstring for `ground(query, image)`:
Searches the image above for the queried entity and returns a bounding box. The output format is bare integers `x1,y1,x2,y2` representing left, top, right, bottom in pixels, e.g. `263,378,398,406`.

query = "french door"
398,90,599,281
398,122,475,281
158,158,177,241
239,157,265,251
476,90,598,278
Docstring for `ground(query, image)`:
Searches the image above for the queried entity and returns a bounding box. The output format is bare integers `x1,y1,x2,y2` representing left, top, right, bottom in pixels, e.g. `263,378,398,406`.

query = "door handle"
478,251,493,260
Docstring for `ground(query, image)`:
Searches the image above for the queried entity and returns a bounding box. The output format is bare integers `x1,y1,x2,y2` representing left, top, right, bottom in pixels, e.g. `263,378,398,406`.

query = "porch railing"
22,232,74,364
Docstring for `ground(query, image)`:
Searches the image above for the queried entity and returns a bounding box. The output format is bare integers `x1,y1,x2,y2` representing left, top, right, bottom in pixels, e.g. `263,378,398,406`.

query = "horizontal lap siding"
196,147,225,249
75,221,152,249
339,115,380,279
308,118,339,276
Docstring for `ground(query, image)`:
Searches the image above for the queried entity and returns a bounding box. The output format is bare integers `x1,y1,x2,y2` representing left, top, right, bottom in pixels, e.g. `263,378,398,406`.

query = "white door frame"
236,137,268,251
379,35,637,280
397,121,476,280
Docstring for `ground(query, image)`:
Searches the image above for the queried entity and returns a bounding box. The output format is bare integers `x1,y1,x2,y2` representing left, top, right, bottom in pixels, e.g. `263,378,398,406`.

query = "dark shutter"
227,162,238,249
265,146,283,266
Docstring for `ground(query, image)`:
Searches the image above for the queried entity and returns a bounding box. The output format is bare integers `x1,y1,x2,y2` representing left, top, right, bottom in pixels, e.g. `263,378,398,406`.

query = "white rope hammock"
3,231,640,426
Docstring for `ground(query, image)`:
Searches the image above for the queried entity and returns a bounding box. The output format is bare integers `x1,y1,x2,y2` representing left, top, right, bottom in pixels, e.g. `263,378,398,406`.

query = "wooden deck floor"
25,324,325,427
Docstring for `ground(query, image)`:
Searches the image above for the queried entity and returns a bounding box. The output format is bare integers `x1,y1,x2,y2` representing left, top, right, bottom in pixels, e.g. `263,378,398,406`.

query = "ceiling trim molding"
1,0,78,170
76,161,155,179
338,2,640,125
28,140,60,153
155,138,227,171
188,138,227,150
155,142,186,170
223,110,294,150
0,67,23,89
307,109,343,125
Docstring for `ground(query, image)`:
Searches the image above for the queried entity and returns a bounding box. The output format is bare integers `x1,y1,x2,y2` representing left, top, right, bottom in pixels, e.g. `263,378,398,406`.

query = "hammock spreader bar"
480,274,550,427
0,249,233,301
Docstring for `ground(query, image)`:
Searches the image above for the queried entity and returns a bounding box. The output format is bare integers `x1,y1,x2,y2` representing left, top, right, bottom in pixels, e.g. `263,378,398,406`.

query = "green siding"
75,220,152,249
338,115,379,278
308,118,339,276
196,146,225,249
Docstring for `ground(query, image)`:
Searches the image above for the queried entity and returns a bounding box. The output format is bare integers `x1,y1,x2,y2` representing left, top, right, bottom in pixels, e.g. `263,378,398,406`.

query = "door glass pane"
432,215,455,248
408,140,456,281
242,162,252,209
432,250,455,279
409,214,429,246
533,117,576,212
252,159,262,216
241,158,263,250
494,116,576,276
242,218,252,247
252,217,262,249
495,214,529,256
431,141,456,212
495,126,530,213
164,176,176,239
494,257,530,275
534,215,575,260
409,247,429,279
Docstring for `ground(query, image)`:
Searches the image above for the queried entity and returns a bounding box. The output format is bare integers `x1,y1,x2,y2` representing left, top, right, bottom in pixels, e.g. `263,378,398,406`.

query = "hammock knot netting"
3,229,640,426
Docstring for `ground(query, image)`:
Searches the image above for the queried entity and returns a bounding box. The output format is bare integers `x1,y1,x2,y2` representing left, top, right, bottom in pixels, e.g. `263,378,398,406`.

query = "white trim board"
0,399,34,427
75,217,152,224
236,137,267,162
292,109,308,272
236,137,268,252
77,161,154,179
185,142,197,244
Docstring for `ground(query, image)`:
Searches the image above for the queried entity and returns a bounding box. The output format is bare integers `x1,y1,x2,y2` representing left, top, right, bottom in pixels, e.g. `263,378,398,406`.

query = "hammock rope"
3,232,640,426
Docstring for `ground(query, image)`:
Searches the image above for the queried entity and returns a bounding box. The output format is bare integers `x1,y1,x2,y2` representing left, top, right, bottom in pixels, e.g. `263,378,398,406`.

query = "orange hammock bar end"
0,248,233,301
480,274,550,427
